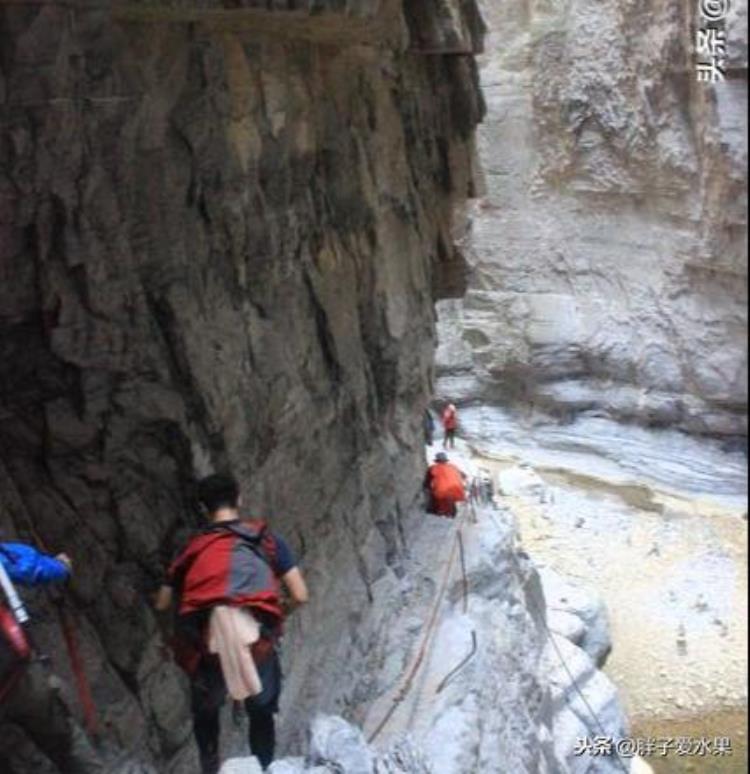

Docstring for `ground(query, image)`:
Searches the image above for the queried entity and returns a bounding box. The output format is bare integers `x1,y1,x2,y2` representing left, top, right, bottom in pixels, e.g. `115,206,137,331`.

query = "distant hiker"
441,402,458,449
0,542,102,774
155,474,309,773
469,469,495,506
423,408,435,446
480,471,495,505
469,477,480,503
423,452,467,518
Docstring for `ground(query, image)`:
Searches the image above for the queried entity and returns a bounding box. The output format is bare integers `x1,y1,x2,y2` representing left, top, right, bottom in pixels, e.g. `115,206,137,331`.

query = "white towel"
208,606,263,700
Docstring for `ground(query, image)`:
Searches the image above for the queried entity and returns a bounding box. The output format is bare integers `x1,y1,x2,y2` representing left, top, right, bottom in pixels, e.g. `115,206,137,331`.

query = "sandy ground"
471,450,748,774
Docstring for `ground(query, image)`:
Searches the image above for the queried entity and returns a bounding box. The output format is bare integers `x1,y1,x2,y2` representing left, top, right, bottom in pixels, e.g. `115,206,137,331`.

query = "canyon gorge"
436,0,747,772
0,0,747,773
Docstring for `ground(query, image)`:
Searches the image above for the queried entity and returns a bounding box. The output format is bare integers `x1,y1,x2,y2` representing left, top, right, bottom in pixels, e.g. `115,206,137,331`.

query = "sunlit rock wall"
437,0,748,440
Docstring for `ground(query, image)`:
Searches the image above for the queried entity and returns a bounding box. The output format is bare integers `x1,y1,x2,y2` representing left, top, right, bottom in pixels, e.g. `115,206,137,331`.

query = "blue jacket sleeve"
0,543,70,586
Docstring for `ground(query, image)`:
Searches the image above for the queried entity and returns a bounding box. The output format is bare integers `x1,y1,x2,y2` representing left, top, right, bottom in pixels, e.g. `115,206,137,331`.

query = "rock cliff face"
0,2,485,769
436,0,748,440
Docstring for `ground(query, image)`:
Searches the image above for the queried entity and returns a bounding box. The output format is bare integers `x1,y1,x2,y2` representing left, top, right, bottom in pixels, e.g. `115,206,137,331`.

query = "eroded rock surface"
221,495,635,774
351,490,631,774
0,1,485,769
464,418,747,744
459,404,748,503
222,715,430,774
436,0,748,439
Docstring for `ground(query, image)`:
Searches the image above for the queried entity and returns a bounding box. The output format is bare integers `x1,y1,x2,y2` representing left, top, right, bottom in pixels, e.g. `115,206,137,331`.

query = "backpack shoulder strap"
221,520,274,570
238,520,280,576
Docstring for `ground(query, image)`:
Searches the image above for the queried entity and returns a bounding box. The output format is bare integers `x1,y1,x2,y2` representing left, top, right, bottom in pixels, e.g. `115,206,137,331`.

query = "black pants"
443,428,456,448
191,648,281,773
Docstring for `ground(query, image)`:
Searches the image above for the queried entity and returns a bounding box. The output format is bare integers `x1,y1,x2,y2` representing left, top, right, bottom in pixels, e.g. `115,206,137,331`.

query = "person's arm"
0,543,71,586
153,548,187,611
281,567,309,613
154,584,174,611
272,534,308,614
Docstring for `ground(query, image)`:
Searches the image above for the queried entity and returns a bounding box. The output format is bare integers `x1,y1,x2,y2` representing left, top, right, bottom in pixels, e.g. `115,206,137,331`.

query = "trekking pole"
0,557,30,625
0,548,55,675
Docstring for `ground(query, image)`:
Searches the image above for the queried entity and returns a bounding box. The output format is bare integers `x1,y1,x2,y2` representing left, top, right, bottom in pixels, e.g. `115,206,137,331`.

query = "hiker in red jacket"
441,402,458,449
155,474,308,773
423,452,468,518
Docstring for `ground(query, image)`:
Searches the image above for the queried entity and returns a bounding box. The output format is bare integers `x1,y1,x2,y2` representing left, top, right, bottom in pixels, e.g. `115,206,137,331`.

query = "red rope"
57,600,98,736
14,509,99,736
367,515,463,743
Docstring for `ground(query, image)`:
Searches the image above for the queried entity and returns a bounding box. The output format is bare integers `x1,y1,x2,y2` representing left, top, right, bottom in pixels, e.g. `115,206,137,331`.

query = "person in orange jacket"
423,452,468,518
441,403,458,449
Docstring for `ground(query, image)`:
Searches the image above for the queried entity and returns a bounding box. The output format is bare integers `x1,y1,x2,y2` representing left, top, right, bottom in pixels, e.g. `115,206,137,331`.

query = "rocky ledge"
219,493,635,774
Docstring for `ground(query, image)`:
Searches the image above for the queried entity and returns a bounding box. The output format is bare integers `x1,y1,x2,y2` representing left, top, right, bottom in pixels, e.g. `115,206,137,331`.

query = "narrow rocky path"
215,437,650,773
356,442,639,774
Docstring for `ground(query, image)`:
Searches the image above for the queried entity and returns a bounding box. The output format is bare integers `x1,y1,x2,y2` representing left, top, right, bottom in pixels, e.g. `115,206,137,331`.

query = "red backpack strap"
0,601,31,703
261,530,279,575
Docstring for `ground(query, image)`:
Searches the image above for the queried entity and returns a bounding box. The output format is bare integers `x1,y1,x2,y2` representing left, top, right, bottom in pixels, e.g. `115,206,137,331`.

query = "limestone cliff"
436,0,748,440
0,2,485,769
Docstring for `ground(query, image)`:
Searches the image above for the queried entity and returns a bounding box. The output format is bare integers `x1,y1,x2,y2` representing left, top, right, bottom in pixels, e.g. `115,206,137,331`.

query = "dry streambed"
459,407,748,774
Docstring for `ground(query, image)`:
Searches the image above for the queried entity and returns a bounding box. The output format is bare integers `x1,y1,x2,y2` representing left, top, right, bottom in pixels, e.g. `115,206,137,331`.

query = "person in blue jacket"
0,541,102,774
0,542,72,586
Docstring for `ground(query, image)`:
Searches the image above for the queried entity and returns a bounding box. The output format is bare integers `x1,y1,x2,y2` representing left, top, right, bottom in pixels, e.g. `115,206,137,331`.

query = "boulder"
308,716,374,774
540,568,613,667
220,759,264,774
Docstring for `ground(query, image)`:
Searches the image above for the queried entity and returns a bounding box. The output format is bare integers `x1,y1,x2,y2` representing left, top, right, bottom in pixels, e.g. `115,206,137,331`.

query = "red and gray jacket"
168,519,283,625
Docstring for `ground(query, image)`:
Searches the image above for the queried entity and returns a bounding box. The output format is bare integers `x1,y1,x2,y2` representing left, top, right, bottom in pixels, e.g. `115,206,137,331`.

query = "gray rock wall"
436,0,748,439
0,2,484,768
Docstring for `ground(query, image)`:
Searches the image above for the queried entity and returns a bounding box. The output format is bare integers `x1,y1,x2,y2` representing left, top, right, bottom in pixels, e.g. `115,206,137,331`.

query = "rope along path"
367,507,468,744
368,486,631,774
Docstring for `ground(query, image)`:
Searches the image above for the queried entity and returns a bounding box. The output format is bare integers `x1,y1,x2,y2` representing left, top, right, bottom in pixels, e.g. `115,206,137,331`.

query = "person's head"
448,403,456,411
197,474,240,516
435,452,448,464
